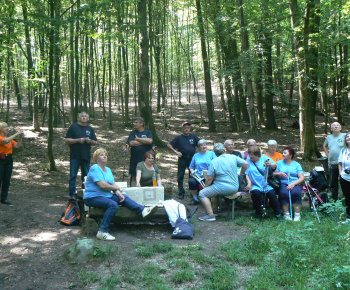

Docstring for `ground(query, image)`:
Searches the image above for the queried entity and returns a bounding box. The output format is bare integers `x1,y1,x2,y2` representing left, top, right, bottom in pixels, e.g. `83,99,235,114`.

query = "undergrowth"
76,215,350,289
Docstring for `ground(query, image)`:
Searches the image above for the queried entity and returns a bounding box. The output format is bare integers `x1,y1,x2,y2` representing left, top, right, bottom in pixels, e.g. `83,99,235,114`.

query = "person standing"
167,122,199,199
323,122,346,200
338,132,350,223
65,112,97,198
0,122,23,205
125,117,153,187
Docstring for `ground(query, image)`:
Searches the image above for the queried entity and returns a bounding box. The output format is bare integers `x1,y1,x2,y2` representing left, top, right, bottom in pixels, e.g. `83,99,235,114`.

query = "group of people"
2,113,350,241
61,116,350,238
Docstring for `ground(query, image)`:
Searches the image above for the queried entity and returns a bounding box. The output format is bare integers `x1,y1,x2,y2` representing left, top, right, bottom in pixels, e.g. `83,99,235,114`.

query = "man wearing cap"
167,122,200,199
323,122,346,200
124,117,154,186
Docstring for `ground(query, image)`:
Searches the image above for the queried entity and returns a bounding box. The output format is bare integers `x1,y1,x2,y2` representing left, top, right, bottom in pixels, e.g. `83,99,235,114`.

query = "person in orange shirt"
0,122,23,205
265,140,283,163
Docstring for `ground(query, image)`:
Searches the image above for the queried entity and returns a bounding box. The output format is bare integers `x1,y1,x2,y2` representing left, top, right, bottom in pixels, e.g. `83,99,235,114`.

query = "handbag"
171,204,197,240
238,174,248,192
252,161,280,192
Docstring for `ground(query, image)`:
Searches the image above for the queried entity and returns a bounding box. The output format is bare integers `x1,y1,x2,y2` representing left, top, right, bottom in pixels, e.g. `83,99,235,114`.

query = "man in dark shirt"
167,122,200,199
125,117,154,186
224,139,242,158
65,112,97,198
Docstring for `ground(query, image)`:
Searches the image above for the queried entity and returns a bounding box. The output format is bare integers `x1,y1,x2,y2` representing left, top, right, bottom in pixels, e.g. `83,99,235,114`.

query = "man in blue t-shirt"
125,117,154,186
167,122,200,199
65,112,98,198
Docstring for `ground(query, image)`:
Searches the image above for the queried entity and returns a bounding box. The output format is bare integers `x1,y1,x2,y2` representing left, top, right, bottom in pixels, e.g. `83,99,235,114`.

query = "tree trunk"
195,0,216,132
289,0,321,160
137,0,165,147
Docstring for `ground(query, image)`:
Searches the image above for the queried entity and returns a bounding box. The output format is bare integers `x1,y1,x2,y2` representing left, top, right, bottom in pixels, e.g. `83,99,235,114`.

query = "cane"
305,181,321,223
122,145,128,181
287,170,293,219
261,163,269,217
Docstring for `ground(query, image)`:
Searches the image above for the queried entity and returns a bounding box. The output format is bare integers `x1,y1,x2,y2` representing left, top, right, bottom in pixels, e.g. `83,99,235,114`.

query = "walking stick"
122,145,128,181
287,170,293,219
305,181,321,223
190,170,205,188
261,164,269,217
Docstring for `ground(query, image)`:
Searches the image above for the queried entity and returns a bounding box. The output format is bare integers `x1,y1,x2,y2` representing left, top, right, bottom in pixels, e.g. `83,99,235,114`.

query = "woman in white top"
338,132,350,222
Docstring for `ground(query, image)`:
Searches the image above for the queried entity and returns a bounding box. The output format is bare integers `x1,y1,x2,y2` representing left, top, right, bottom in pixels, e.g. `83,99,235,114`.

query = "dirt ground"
0,96,348,289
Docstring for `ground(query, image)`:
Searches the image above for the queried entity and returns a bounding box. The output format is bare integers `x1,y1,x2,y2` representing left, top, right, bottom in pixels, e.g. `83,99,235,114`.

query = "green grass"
73,213,350,289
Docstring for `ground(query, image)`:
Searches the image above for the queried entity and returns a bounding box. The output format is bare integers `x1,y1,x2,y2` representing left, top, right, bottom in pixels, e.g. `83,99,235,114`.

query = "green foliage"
77,270,100,286
201,262,238,290
172,269,195,283
134,242,173,257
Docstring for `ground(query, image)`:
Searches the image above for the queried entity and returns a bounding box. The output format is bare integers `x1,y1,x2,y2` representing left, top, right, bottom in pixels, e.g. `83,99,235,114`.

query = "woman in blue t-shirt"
84,148,158,241
274,147,305,221
188,139,216,204
244,146,281,221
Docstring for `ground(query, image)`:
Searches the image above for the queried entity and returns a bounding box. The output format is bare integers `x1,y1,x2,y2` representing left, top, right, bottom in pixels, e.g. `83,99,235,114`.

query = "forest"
0,0,349,165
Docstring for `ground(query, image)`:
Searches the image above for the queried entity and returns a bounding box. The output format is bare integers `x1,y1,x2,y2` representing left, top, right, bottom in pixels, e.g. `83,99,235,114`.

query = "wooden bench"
219,192,244,219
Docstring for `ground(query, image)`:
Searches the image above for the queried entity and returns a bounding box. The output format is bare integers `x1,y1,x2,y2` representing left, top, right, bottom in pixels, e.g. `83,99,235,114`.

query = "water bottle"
152,169,157,187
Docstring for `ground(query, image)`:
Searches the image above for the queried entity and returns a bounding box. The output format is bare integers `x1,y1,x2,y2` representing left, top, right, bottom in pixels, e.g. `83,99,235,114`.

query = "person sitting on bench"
197,143,248,222
83,148,158,241
136,151,162,187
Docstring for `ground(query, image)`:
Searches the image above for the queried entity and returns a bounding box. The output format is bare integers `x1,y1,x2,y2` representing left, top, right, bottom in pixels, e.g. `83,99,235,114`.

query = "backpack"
309,167,328,191
60,198,82,226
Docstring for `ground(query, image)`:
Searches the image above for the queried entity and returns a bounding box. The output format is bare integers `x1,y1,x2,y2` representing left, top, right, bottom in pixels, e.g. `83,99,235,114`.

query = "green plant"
77,270,100,286
172,269,195,283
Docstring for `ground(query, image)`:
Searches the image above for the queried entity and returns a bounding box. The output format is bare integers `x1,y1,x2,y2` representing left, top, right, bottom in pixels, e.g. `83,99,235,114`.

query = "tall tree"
196,0,216,132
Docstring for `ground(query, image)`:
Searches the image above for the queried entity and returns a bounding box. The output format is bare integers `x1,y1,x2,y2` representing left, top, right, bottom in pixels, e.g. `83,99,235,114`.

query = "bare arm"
286,172,305,190
157,174,162,187
129,140,143,147
244,174,252,192
96,180,121,191
13,132,23,148
205,175,214,187
65,138,85,145
167,143,182,157
240,161,249,175
85,138,97,146
135,137,153,145
136,169,142,187
1,131,22,145
323,144,329,157
339,162,342,174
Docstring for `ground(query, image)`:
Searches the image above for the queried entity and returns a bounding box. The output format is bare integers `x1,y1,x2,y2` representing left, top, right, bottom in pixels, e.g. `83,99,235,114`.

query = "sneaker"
142,205,158,218
294,213,301,222
199,214,216,221
284,213,292,221
96,231,115,241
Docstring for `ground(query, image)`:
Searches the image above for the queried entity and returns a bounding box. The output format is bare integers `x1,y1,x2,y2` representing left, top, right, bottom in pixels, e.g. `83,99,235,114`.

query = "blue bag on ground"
171,204,197,240
60,198,82,226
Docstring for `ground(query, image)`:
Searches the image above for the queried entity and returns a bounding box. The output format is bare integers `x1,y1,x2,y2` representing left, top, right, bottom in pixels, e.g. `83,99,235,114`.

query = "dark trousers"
329,166,339,200
279,184,302,205
69,159,90,197
84,195,144,232
251,189,281,215
0,155,13,202
340,177,350,218
177,156,192,196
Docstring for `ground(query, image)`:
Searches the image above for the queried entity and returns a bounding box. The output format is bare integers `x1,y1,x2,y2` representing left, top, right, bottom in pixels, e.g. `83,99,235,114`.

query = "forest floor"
0,93,349,289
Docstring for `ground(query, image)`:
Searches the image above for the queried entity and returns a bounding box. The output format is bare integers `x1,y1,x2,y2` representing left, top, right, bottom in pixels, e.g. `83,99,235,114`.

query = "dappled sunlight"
30,232,58,242
49,203,66,207
1,237,22,245
10,247,31,255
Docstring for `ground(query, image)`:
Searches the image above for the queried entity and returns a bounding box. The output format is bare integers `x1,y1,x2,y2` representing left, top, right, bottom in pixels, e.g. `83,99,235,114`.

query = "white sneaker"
96,231,115,241
294,213,301,222
142,205,158,218
284,212,292,221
